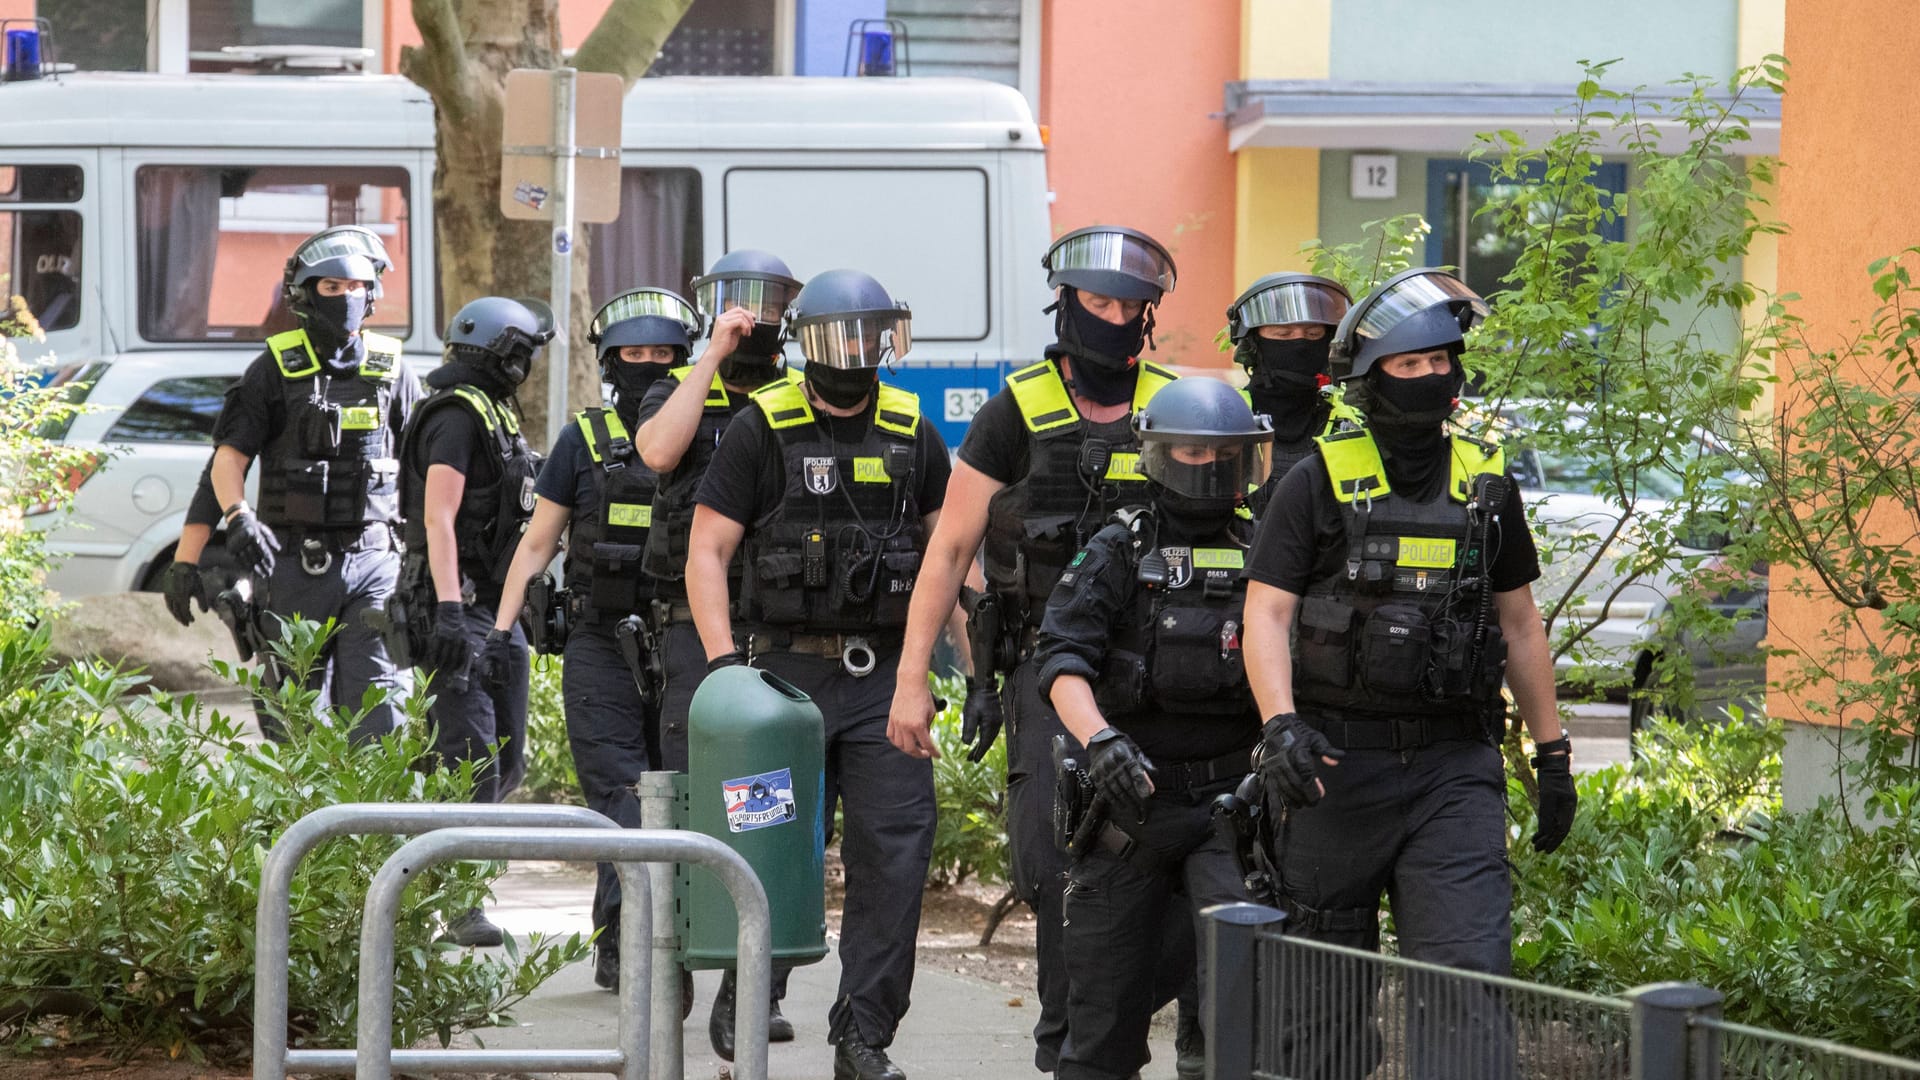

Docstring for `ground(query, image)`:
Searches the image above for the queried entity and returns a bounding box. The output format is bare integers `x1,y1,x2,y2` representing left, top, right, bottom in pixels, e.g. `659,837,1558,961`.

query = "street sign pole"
547,66,578,444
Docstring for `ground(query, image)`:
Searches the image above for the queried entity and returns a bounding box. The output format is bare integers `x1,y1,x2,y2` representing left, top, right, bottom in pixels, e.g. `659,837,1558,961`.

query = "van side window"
134,165,411,344
588,169,703,301
0,209,84,334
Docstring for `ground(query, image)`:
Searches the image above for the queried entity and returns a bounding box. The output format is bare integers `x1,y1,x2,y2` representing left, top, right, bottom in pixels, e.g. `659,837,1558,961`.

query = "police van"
8,69,1051,597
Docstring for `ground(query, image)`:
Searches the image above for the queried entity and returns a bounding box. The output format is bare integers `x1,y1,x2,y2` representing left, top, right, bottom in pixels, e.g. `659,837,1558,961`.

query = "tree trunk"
401,0,696,448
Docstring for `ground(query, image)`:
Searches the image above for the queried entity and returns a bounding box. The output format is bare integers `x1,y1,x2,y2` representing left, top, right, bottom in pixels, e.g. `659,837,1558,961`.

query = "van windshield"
135,165,411,344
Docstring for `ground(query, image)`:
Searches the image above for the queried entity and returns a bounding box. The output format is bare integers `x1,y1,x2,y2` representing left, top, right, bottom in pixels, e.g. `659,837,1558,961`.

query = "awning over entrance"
1224,80,1781,155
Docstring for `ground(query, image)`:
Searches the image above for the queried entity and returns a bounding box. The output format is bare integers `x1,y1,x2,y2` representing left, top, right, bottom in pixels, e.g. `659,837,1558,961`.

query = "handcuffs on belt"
747,631,877,678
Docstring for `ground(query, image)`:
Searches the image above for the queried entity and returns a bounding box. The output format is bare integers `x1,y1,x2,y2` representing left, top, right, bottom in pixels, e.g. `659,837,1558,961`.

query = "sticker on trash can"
722,768,797,833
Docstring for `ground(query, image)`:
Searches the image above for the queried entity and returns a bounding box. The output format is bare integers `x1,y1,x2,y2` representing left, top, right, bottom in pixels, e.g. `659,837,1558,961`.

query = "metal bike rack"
353,827,771,1080
638,771,685,1080
252,803,619,1080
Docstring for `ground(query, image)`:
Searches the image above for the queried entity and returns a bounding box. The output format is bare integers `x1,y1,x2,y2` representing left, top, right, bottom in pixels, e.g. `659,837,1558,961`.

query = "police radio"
802,529,829,588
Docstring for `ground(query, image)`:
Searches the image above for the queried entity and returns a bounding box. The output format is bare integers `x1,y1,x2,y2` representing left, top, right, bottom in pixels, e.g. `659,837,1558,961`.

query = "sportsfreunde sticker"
722,768,798,833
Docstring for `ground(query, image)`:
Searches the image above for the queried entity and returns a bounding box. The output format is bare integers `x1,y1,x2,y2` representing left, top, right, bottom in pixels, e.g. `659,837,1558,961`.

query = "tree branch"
572,0,699,87
402,0,478,124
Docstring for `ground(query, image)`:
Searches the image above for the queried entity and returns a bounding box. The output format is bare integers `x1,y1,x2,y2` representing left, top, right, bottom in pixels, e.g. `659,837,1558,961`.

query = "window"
44,0,147,72
0,166,84,203
134,165,411,343
1426,160,1627,299
105,376,236,444
648,0,778,76
587,169,704,305
725,168,990,341
0,210,84,334
189,0,362,66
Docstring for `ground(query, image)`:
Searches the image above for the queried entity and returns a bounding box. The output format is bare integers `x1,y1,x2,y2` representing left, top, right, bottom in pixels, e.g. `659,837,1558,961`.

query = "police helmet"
1227,273,1352,343
444,296,555,388
1134,378,1275,502
282,225,392,308
785,269,911,371
588,287,702,363
691,249,803,330
1043,225,1177,303
1329,268,1489,382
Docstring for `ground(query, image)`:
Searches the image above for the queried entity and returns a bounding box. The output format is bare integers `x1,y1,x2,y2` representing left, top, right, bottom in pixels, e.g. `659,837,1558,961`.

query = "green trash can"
679,666,828,971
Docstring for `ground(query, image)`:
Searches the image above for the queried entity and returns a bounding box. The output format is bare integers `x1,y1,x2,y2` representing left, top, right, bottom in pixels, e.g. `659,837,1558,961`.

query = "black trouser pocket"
1361,603,1431,695
1296,596,1356,689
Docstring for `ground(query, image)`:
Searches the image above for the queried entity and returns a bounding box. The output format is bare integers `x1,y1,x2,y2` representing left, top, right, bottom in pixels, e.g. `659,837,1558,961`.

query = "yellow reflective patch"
1105,452,1144,481
1398,537,1457,569
608,503,653,528
341,405,379,431
1192,548,1245,570
853,456,890,484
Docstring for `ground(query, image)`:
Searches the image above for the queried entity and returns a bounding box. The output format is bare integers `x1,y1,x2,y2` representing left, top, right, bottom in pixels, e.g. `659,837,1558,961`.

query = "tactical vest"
1292,429,1509,719
565,407,659,622
641,366,798,595
983,358,1178,627
1244,436,1319,521
738,379,926,633
255,329,405,531
399,384,538,593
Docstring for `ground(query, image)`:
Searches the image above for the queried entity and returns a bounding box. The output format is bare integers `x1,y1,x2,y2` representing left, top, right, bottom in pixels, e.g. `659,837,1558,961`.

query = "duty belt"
1306,713,1487,751
747,628,901,678
276,521,397,553
653,601,696,625
1150,747,1256,793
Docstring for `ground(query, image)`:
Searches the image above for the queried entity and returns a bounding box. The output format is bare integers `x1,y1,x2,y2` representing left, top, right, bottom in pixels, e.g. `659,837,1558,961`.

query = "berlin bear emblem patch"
804,457,838,495
722,768,798,833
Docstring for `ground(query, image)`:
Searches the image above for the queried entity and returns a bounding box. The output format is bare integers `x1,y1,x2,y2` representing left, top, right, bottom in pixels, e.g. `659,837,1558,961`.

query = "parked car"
26,354,252,597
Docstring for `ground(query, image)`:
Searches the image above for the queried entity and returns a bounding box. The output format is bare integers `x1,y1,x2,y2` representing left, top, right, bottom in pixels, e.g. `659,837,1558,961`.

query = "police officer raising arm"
1036,379,1273,1080
1240,269,1576,1078
685,270,948,1080
396,296,549,949
206,225,420,741
886,225,1181,1075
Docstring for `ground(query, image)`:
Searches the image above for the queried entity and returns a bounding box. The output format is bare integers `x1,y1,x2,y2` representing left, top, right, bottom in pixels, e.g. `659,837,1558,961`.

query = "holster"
212,576,267,667
525,570,569,656
1052,734,1105,857
614,614,661,707
962,585,1007,678
1213,773,1279,907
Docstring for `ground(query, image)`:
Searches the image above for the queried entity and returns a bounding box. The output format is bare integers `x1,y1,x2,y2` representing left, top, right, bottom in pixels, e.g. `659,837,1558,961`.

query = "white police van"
8,68,1051,597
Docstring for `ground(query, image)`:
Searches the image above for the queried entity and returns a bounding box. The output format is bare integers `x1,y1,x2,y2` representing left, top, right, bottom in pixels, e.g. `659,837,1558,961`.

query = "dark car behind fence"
1202,903,1920,1080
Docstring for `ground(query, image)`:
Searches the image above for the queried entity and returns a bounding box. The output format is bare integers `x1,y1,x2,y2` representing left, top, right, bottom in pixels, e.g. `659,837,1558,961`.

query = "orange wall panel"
1770,1,1920,725
1040,0,1240,368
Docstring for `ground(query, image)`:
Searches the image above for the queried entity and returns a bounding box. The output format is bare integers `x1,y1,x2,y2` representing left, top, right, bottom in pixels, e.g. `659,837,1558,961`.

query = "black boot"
593,943,619,991
1175,1001,1205,1080
768,993,795,1042
681,967,694,1020
709,969,737,1061
833,1034,907,1080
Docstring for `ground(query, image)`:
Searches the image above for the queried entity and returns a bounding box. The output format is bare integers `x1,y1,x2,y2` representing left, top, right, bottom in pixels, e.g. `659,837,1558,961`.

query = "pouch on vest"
1360,603,1431,696
1427,616,1475,699
297,400,344,459
873,538,923,625
1093,650,1147,716
748,549,808,624
589,542,646,615
1473,624,1508,703
1296,596,1357,689
1021,513,1079,597
1150,605,1243,706
284,460,330,524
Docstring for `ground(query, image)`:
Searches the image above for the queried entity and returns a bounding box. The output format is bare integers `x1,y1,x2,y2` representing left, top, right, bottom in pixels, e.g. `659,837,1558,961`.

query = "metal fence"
1202,903,1920,1080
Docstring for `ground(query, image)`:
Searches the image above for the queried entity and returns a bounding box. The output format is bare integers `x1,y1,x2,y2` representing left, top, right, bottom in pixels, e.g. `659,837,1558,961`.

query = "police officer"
686,269,948,1080
491,287,704,987
206,225,420,741
398,296,549,948
632,250,802,1054
1226,273,1354,516
887,224,1180,1074
1240,269,1578,1078
1035,377,1272,1080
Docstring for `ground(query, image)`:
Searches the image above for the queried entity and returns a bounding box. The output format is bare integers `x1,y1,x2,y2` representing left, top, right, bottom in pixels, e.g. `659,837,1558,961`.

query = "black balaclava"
720,329,785,389
606,352,678,422
427,348,520,401
1152,484,1238,543
806,365,877,411
1355,353,1467,500
303,291,367,351
1240,335,1331,443
1050,288,1148,407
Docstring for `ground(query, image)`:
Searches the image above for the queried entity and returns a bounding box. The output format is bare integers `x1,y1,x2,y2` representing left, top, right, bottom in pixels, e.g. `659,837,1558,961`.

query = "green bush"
1,363,109,627
0,619,587,1060
926,674,1008,888
515,655,581,806
1510,715,1920,1053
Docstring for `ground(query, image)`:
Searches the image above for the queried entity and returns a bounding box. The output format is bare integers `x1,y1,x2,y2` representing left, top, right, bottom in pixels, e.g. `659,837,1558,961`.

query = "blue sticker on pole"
722,768,797,833
554,229,572,255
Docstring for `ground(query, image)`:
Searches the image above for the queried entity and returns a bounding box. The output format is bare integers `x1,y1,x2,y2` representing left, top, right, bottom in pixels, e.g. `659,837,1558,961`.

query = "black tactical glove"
1255,712,1344,810
475,628,522,692
224,508,281,580
707,650,749,673
960,676,1004,763
425,601,476,677
160,560,204,627
1530,738,1577,853
1086,727,1155,823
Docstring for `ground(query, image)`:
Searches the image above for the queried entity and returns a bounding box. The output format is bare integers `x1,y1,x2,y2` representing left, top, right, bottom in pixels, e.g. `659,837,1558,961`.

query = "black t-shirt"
211,340,422,460
186,458,221,528
408,404,486,479
534,421,598,510
1244,453,1540,595
695,395,952,527
955,386,1132,484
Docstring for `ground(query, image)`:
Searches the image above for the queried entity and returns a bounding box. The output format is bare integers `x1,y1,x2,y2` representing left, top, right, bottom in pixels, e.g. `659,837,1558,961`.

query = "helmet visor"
1141,436,1272,500
592,288,702,342
292,228,390,275
1046,231,1176,296
795,314,912,370
694,276,800,327
1236,281,1351,332
1355,272,1489,342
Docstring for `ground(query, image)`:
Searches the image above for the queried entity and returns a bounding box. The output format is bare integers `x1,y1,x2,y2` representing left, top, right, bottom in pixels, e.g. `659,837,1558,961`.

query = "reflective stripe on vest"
753,378,922,435
578,408,631,464
450,385,519,436
269,328,402,381
1316,430,1504,505
1004,359,1179,435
